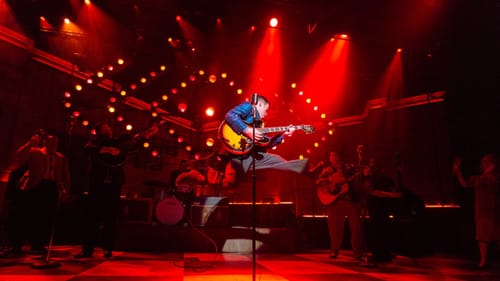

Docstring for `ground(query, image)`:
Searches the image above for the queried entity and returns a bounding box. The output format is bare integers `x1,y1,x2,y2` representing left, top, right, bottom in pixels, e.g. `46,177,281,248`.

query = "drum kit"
143,180,213,226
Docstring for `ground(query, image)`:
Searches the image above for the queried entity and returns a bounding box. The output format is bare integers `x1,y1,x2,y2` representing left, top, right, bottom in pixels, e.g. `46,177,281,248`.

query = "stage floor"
0,246,498,281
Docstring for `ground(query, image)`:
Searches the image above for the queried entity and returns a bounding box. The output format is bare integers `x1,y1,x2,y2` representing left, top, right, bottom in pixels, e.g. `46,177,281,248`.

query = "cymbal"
143,180,169,187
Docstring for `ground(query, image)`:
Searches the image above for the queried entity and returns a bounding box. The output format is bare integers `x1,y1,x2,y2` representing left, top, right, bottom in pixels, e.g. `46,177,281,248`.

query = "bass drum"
155,197,185,225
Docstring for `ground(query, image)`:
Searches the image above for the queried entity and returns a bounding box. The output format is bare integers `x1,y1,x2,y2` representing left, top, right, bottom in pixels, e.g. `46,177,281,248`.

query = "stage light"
108,106,115,113
337,34,350,40
152,101,159,107
130,84,137,90
160,65,167,71
328,129,335,135
82,120,89,126
250,26,256,31
117,116,124,122
189,74,196,82
291,83,296,89
40,16,46,21
298,91,304,96
321,113,326,119
64,18,71,24
126,124,133,131
151,150,159,157
150,71,156,77
64,102,71,108
176,15,181,21
229,81,235,86
107,65,114,71
64,91,71,98
313,106,318,111
109,97,116,103
178,102,187,113
90,129,96,135
120,90,127,96
205,107,215,117
117,58,124,65
269,17,278,28
72,111,80,117
143,142,150,148
140,77,147,84
198,70,205,75
314,142,319,148
177,137,184,143
85,0,91,5
162,95,168,101
206,138,214,147
216,18,221,24
151,112,158,118
221,73,227,79
237,89,243,94
167,37,173,43
168,129,175,135
194,154,201,160
75,84,82,91
306,148,312,154
397,48,402,53
209,75,217,83
185,146,192,152
86,78,93,84
180,82,187,88
306,98,311,104
97,71,104,78
321,136,327,141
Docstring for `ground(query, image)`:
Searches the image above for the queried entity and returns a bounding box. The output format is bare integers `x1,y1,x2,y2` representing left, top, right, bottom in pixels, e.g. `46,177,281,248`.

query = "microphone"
251,93,259,105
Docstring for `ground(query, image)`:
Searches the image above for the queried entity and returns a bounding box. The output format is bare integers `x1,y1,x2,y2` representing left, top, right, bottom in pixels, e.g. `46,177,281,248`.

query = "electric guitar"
316,172,350,205
218,120,314,155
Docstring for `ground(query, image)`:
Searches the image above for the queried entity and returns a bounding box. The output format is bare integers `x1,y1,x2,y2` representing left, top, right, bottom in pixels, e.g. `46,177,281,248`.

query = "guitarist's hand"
243,127,264,141
284,124,296,136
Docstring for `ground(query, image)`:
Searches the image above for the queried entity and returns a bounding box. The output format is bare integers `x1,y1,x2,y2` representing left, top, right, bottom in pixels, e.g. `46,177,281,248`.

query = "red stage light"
176,15,181,21
151,150,159,157
205,107,215,117
64,92,71,98
109,97,116,103
177,137,183,143
269,17,278,28
178,103,187,113
117,116,124,122
72,111,80,117
64,18,70,25
152,101,159,107
397,48,402,53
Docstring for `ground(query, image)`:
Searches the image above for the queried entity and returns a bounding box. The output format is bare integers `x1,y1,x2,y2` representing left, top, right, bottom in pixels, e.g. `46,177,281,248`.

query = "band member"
453,153,500,268
316,151,363,260
223,94,308,174
15,134,69,254
359,157,402,264
75,122,158,259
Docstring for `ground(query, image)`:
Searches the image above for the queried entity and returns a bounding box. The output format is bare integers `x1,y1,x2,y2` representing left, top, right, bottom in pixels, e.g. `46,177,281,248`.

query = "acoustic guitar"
218,120,314,155
316,171,350,205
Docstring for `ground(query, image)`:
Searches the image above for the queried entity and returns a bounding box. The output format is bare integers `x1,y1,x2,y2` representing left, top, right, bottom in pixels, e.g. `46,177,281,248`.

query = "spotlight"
397,48,402,53
205,107,215,117
206,138,215,147
178,102,187,113
117,58,124,65
84,0,91,5
269,17,278,28
64,18,71,24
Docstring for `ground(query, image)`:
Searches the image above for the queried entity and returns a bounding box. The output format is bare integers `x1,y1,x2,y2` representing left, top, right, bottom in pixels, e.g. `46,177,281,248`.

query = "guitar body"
316,172,349,205
218,120,314,155
218,121,263,155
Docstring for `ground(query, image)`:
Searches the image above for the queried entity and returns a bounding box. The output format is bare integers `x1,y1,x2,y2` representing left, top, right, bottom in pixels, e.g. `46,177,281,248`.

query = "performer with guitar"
75,121,159,259
221,94,311,174
315,151,363,260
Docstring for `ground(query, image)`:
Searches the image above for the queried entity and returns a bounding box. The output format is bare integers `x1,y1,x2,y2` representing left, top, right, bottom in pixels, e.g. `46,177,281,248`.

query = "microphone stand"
251,104,257,281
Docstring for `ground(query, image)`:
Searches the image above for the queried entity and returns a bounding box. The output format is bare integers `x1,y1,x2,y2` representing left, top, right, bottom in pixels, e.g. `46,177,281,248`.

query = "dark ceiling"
5,0,499,127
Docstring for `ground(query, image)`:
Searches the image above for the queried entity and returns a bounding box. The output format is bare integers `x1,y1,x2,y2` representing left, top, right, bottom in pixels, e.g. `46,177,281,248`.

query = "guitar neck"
260,126,302,134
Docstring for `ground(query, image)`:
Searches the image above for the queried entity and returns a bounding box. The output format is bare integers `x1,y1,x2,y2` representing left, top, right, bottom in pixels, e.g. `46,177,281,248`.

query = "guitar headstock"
301,125,315,134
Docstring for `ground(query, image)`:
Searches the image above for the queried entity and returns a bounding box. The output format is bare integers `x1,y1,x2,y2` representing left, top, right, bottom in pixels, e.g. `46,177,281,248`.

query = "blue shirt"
224,101,284,148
